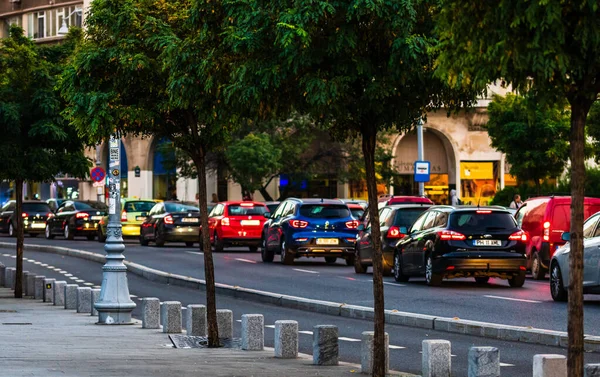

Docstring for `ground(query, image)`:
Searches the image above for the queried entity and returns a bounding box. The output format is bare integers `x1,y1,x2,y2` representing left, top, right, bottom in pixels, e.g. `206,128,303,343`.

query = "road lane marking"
484,295,542,304
339,337,361,342
265,325,275,329
500,363,515,367
185,251,204,256
235,258,257,264
382,281,406,287
293,268,319,274
33,262,42,265
64,273,72,276
10,256,15,258
69,277,78,280
2,254,10,256
40,264,48,267
84,283,94,286
130,294,138,298
75,279,85,283
388,345,406,349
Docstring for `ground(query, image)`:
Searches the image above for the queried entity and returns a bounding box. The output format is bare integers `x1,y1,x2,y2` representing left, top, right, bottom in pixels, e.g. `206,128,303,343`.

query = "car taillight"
509,230,528,242
438,230,466,241
76,212,89,219
164,215,174,225
47,212,54,218
387,226,405,239
543,221,550,241
121,211,127,222
476,210,492,214
290,220,309,228
21,212,28,218
221,217,230,226
345,220,359,229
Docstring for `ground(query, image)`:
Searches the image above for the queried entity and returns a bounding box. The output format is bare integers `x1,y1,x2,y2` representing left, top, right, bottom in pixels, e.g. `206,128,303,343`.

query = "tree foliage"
486,94,570,193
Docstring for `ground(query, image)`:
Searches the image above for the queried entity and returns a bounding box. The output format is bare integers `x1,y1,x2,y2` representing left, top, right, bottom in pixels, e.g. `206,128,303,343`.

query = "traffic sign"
91,167,106,182
414,161,431,183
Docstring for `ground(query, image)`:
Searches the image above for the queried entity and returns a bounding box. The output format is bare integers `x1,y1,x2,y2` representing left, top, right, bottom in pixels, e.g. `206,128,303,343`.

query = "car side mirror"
357,224,365,231
263,212,271,219
399,226,408,234
561,232,570,242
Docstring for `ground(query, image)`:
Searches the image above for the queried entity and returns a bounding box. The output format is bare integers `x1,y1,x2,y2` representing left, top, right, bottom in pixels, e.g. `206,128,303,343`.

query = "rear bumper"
121,224,142,237
164,226,199,241
289,245,355,258
221,237,261,247
434,257,526,278
24,223,46,234
358,245,395,268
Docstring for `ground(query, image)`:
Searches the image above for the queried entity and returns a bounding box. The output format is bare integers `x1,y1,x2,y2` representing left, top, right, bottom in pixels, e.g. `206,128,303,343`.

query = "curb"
2,242,599,352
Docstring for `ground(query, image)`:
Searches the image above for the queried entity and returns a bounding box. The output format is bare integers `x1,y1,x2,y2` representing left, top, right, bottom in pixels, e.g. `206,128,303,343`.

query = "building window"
2,16,21,37
27,11,54,39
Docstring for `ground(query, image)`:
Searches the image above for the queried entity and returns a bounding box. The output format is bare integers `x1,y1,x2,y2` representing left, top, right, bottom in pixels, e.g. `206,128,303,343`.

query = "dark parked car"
139,201,200,247
394,206,528,287
262,198,359,265
354,204,430,275
45,200,108,240
0,200,53,237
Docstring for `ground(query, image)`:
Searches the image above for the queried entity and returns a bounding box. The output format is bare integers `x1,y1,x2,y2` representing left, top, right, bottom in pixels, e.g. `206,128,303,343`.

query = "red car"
207,201,268,252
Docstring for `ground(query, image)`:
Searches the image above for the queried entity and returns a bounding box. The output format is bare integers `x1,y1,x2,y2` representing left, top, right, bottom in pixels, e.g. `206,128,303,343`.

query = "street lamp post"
417,118,425,197
94,135,135,324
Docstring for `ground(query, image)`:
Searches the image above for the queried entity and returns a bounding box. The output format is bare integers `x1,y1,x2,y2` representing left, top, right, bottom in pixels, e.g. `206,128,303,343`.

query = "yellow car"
97,199,160,242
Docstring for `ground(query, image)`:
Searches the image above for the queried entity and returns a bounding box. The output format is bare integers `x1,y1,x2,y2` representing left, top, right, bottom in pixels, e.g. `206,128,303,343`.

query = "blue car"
261,198,360,265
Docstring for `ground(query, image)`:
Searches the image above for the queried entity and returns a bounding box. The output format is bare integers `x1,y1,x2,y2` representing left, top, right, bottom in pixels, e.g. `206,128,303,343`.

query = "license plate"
316,238,339,245
241,220,260,226
31,223,45,229
136,216,146,221
181,218,198,223
474,239,502,246
91,216,103,220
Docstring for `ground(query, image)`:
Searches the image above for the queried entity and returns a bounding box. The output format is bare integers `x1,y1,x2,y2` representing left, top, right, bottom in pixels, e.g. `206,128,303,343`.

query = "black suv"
393,206,527,287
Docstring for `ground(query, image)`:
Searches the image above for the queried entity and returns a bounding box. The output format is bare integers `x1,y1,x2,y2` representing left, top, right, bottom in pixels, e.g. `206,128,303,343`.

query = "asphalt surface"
2,249,600,377
3,234,599,336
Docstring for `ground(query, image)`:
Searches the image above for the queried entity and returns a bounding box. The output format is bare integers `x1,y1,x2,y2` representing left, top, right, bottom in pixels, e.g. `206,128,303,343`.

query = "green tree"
225,1,475,374
0,26,90,298
486,94,570,194
61,0,238,346
436,1,600,373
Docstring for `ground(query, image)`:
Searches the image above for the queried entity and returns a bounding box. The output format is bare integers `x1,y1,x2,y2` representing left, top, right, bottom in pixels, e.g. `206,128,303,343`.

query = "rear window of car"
124,201,156,213
299,204,350,219
393,208,429,227
165,203,199,213
22,203,51,212
450,211,517,231
350,209,365,219
551,204,570,232
228,204,267,216
75,201,108,211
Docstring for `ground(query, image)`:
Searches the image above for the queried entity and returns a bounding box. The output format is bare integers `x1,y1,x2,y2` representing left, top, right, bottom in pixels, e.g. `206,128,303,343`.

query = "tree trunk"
14,178,24,298
362,126,385,377
193,149,220,347
567,99,591,377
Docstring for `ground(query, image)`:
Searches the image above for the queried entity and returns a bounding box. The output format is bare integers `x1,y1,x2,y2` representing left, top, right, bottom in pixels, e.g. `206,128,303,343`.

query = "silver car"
550,211,600,301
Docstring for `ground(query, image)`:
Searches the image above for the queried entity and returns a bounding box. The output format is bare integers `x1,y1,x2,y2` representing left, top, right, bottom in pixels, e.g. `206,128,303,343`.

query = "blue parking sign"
414,161,430,182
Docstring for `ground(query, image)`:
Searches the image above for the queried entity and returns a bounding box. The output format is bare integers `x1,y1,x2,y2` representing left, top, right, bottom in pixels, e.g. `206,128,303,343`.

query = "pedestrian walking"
509,194,523,209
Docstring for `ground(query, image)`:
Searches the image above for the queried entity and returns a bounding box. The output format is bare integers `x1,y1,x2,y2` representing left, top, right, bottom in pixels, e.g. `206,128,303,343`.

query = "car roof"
221,201,266,206
427,205,512,213
386,204,432,210
23,200,50,204
286,198,345,205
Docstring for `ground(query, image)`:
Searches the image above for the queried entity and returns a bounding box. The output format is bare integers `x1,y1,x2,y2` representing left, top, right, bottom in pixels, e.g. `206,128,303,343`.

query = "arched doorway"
152,138,177,200
392,129,456,204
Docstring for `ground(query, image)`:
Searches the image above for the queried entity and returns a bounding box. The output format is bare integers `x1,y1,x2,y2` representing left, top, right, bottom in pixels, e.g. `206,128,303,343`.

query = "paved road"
2,235,600,336
2,250,600,377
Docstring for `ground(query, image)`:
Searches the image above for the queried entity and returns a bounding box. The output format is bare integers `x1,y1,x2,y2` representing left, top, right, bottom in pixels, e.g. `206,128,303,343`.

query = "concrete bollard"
0,263,5,287
361,331,389,375
468,347,500,377
5,267,15,289
217,309,233,339
91,289,101,316
76,287,92,313
533,354,566,377
142,298,160,329
423,340,451,377
22,270,30,294
34,275,45,300
161,301,182,333
585,364,600,377
43,278,55,303
64,284,78,310
26,272,35,297
313,325,338,366
53,281,67,306
274,320,298,359
242,314,264,351
186,304,207,336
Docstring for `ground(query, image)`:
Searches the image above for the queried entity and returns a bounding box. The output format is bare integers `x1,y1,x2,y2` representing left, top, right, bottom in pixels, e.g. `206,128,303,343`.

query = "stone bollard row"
361,331,389,375
423,340,451,377
26,272,35,297
313,325,338,366
187,304,207,336
275,320,298,359
0,263,5,287
6,267,15,289
64,284,78,310
533,354,566,377
34,276,45,300
468,347,500,377
21,270,29,294
161,301,182,334
91,288,101,316
217,309,233,339
586,364,600,377
142,298,160,329
77,287,92,314
43,278,55,303
241,314,263,351
54,281,67,306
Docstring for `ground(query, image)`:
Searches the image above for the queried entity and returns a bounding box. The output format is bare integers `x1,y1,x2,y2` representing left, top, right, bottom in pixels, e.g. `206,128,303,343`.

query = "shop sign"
414,161,431,182
460,162,494,180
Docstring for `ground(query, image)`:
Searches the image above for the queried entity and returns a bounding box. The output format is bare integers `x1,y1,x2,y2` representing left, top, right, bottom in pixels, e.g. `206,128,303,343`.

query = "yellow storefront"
459,162,499,205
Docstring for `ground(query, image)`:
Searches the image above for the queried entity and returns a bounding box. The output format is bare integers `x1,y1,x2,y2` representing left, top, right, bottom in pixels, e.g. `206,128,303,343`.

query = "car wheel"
214,232,223,252
354,248,367,274
97,228,106,243
280,240,294,265
509,271,526,288
29,233,38,238
261,237,275,263
139,233,149,246
531,251,547,280
393,252,409,282
155,227,166,247
249,246,258,253
325,256,337,264
345,255,355,266
8,223,14,237
425,256,442,286
550,263,568,301
64,224,74,240
86,235,95,241
185,242,194,247
45,224,55,240
475,277,490,284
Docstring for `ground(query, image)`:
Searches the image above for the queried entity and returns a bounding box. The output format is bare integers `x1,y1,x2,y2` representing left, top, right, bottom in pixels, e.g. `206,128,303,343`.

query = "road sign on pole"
414,161,431,183
90,167,106,182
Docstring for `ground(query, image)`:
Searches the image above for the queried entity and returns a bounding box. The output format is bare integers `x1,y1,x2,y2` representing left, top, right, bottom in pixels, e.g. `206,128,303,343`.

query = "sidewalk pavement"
0,289,412,377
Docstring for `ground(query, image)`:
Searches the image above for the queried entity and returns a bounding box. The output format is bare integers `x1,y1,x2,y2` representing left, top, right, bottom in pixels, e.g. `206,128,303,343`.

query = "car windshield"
75,201,108,211
228,204,267,215
165,203,199,213
22,203,52,213
393,208,428,227
299,204,350,219
450,211,517,231
124,201,156,213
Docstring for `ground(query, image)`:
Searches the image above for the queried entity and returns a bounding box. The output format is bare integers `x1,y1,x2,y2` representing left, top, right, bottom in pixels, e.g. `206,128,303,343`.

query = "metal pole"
417,119,425,197
95,135,135,324
95,144,103,203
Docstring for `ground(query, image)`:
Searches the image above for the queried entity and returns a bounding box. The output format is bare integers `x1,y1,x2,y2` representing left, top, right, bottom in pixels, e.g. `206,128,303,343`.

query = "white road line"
93,286,101,289
339,337,361,342
64,273,72,276
75,279,85,283
10,255,15,258
84,283,94,286
2,254,10,256
33,262,42,265
500,362,515,367
382,281,406,287
293,268,319,274
484,295,542,304
235,258,257,264
298,330,313,335
186,251,204,256
40,264,48,267
265,325,275,329
130,294,138,298
69,277,78,280
236,320,242,322
388,345,406,349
